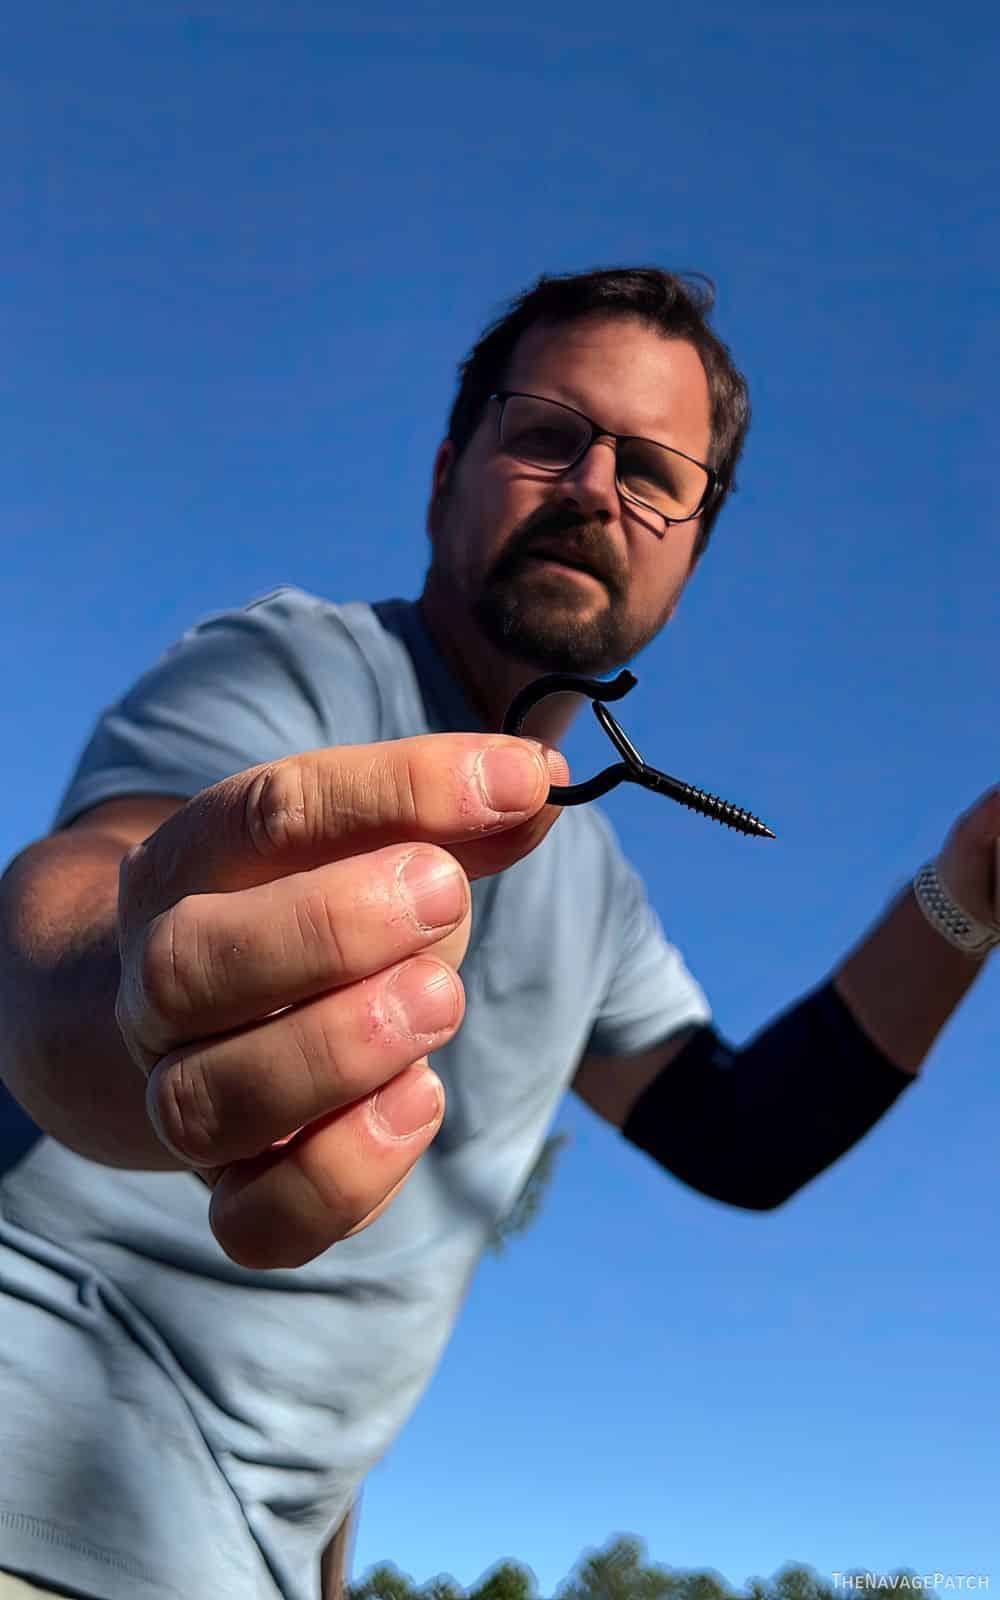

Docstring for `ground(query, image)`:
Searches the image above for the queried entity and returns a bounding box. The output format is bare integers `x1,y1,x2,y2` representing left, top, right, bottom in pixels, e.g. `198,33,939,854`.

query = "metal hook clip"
501,670,775,838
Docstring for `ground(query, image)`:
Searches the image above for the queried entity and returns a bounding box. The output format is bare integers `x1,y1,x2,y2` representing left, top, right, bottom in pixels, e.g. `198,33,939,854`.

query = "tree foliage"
348,1536,922,1600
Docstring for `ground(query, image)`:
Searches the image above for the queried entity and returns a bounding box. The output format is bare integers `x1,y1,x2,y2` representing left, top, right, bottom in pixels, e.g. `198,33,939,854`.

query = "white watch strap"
913,859,1000,958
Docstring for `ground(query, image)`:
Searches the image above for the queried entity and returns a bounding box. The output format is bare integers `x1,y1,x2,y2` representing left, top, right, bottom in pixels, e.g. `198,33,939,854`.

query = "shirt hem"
0,1508,177,1598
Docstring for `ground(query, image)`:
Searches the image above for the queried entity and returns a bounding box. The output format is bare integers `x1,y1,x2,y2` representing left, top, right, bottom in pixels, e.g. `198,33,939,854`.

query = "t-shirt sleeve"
581,813,712,1059
50,586,381,831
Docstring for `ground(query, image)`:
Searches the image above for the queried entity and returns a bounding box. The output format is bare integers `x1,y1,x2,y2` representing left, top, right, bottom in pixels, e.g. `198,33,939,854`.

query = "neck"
415,583,584,745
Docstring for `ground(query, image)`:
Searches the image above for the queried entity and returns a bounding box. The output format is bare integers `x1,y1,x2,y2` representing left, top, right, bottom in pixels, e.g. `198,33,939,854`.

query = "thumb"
523,738,572,788
450,738,572,881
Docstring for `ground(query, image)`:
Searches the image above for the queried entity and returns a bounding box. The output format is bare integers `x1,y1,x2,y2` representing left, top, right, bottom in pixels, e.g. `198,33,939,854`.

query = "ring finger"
146,954,464,1168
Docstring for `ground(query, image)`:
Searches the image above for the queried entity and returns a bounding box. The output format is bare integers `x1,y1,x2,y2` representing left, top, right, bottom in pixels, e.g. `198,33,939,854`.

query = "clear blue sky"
3,2,998,1594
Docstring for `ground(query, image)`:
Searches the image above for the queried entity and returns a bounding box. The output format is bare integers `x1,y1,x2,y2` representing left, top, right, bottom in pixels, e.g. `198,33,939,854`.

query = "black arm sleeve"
621,978,917,1210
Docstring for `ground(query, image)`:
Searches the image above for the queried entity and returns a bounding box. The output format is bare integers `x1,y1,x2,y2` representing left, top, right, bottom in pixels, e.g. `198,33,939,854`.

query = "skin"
20,306,998,1281
15,297,995,1595
417,312,714,746
11,312,719,1271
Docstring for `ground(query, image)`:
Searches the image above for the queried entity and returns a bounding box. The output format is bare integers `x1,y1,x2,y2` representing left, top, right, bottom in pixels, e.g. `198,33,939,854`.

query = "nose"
553,433,620,518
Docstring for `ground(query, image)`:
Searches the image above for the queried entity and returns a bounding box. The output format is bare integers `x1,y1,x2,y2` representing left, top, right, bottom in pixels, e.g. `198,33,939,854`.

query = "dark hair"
444,265,751,564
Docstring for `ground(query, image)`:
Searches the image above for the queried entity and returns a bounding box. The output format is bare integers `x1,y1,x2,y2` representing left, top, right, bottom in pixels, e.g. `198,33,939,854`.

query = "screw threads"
679,782,775,839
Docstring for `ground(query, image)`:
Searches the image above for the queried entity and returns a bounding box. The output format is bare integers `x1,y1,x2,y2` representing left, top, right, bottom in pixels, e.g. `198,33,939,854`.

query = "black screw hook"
501,670,775,839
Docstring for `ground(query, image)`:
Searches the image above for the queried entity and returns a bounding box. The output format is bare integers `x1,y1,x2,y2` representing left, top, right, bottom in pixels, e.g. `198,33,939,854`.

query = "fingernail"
523,738,570,786
373,1068,443,1138
386,959,460,1035
476,745,544,812
398,851,466,929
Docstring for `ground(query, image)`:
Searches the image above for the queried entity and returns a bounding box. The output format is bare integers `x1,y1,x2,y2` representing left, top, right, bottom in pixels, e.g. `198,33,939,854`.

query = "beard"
425,490,679,679
467,555,634,675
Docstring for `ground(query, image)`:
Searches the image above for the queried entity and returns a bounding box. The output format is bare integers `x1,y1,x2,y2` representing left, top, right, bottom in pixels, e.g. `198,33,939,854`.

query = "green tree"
676,1575,737,1600
557,1535,723,1600
420,1576,468,1600
349,1560,419,1600
349,1543,924,1600
468,1559,540,1600
767,1564,837,1600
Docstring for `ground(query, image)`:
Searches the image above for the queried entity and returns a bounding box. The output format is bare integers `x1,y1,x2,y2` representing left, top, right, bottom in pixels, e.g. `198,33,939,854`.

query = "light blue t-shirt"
0,587,711,1600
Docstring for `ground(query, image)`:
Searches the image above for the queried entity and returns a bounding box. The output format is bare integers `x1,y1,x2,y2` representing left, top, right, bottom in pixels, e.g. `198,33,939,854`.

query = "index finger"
125,734,563,905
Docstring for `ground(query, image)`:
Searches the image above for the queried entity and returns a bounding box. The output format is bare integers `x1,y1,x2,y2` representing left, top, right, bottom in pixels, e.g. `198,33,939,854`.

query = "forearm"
623,979,914,1209
831,881,989,1075
623,881,991,1210
0,834,185,1170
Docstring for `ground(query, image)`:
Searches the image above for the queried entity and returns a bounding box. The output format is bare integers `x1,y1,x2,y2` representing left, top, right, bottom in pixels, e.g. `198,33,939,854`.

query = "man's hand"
935,782,1000,938
114,733,568,1270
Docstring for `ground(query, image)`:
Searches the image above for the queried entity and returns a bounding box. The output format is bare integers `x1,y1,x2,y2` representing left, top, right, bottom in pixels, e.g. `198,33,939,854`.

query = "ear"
427,439,457,542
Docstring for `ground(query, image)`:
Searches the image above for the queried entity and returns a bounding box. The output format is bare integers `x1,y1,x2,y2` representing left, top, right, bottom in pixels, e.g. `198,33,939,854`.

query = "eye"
622,446,682,495
508,423,577,460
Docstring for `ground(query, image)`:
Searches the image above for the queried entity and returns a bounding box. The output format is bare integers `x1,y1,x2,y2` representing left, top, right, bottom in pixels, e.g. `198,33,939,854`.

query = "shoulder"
48,587,390,831
164,584,387,732
183,584,378,661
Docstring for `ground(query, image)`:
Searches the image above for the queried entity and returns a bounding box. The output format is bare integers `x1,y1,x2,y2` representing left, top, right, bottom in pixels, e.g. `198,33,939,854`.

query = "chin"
494,619,618,677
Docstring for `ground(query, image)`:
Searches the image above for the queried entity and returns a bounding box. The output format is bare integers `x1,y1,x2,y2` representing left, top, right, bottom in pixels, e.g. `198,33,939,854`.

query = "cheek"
484,464,537,522
631,554,689,628
471,471,545,556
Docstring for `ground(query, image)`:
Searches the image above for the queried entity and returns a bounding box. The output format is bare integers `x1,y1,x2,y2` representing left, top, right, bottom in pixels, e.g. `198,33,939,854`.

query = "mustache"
508,516,616,586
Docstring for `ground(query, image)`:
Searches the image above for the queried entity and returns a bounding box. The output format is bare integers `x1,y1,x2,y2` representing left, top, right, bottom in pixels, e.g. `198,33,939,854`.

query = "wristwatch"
913,859,1000,958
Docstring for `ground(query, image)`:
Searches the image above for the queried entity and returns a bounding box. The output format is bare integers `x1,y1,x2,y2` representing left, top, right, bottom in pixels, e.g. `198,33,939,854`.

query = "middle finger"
141,841,468,1054
146,955,465,1167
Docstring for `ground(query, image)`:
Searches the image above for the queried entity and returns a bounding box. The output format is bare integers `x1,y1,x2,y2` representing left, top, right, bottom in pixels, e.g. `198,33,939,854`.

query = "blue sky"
3,1,999,1593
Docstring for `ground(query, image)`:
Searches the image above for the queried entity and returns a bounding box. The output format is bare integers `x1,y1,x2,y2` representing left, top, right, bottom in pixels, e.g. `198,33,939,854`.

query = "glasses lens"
618,438,709,521
500,396,707,520
500,395,588,467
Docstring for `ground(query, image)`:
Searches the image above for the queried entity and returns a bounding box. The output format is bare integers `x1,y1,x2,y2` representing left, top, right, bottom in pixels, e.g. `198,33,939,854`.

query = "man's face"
425,312,713,676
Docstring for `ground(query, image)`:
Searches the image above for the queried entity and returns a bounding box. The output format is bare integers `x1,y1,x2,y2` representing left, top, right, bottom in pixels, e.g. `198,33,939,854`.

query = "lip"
526,554,602,583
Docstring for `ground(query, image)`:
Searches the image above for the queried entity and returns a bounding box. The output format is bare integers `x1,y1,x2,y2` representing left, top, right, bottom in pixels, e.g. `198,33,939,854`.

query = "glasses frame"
489,390,721,526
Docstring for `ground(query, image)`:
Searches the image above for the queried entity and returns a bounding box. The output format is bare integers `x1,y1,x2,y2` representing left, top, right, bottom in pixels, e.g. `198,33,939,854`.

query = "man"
0,266,997,1600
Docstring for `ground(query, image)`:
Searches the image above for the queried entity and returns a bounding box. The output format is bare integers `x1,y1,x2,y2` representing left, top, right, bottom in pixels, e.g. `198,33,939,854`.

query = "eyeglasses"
489,390,719,525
